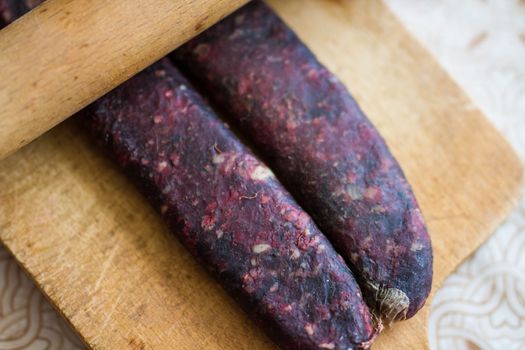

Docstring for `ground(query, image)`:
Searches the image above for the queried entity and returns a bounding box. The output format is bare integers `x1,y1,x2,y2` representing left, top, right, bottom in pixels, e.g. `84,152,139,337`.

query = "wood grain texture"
0,0,522,349
0,0,247,160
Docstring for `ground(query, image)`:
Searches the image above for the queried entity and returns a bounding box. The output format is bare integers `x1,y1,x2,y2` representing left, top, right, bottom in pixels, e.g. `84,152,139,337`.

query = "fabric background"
0,0,523,348
386,1,525,349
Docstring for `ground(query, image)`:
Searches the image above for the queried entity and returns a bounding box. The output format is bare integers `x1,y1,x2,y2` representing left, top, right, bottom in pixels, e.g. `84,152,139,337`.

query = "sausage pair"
174,1,433,322
1,5,379,347
1,1,433,348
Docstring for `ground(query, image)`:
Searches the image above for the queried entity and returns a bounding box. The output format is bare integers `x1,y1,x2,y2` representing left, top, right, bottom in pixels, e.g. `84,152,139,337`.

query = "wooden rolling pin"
0,0,247,160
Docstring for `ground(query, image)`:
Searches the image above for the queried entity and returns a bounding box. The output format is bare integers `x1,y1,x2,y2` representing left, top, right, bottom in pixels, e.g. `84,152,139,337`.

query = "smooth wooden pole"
0,0,247,160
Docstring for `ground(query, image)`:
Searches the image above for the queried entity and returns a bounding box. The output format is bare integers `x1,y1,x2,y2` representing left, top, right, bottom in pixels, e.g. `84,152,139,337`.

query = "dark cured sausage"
85,60,378,349
0,0,42,27
0,3,378,348
173,1,433,322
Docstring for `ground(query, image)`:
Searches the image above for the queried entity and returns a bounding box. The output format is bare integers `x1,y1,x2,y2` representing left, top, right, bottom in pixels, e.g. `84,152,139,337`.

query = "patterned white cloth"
0,250,84,349
0,1,523,348
385,1,525,349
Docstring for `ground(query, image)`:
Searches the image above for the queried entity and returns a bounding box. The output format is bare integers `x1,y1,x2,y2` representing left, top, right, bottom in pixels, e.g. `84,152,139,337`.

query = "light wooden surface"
0,0,522,349
0,0,247,160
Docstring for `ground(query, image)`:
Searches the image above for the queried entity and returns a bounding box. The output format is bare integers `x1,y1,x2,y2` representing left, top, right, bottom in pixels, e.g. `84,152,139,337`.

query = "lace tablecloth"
0,0,523,348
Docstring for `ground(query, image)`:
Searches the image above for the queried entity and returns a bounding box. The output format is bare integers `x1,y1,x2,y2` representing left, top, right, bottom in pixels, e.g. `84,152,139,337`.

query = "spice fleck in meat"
84,59,378,349
173,1,433,322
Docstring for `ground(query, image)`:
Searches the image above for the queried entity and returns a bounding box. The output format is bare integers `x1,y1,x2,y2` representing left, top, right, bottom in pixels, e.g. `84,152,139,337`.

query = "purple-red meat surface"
173,1,433,322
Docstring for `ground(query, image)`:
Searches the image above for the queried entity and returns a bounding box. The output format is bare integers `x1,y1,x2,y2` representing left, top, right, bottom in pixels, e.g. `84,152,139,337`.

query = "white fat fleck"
362,235,373,246
216,229,224,239
333,184,346,197
329,75,340,84
229,29,244,40
411,241,424,252
309,235,321,246
250,258,257,266
319,343,335,349
304,227,313,236
304,323,315,336
372,205,386,213
269,283,279,292
364,186,379,199
283,304,293,312
157,161,168,171
291,248,301,260
346,185,363,200
213,153,226,164
202,220,214,231
316,244,326,254
234,14,245,25
251,165,274,181
252,243,271,254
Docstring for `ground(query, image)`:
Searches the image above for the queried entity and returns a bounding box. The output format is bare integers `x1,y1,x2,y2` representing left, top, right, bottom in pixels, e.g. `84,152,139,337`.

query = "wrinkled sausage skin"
85,59,378,350
173,1,433,322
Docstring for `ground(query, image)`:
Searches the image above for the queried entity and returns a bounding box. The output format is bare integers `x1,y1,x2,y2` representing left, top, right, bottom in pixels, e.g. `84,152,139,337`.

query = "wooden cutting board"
0,0,522,349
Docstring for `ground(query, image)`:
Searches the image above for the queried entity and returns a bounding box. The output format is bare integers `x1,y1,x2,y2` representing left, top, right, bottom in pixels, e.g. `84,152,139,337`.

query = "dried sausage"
173,1,433,322
85,59,378,349
0,4,378,347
